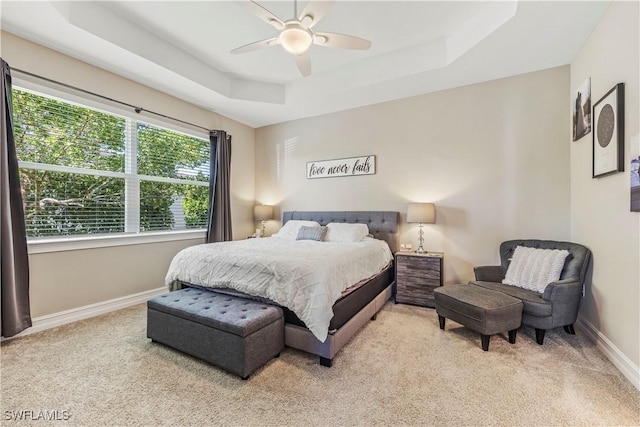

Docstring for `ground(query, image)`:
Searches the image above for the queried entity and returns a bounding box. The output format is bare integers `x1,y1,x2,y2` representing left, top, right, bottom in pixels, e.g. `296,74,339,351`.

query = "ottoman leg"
508,328,518,344
319,357,333,367
438,315,445,330
481,334,490,351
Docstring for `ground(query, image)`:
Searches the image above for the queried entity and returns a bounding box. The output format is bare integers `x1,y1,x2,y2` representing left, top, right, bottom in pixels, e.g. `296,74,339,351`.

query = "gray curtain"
1,59,31,337
206,130,232,243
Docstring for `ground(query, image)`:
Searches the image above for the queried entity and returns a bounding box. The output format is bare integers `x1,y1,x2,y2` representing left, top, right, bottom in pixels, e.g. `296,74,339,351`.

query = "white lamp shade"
407,203,436,224
254,205,274,221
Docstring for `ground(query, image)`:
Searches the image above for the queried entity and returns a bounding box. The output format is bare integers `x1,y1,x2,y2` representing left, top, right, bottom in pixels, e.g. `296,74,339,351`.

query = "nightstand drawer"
396,283,437,307
396,264,441,281
397,255,440,270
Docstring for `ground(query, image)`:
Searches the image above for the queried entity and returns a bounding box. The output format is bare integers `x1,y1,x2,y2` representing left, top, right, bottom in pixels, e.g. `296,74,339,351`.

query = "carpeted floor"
1,302,638,426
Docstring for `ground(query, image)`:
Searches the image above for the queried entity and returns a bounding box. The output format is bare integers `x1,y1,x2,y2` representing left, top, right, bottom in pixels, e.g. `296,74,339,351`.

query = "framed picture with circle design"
592,83,624,178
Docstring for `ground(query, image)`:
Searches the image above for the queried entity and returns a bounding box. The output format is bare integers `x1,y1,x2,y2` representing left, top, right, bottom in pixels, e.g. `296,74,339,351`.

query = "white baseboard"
576,315,640,391
2,287,168,341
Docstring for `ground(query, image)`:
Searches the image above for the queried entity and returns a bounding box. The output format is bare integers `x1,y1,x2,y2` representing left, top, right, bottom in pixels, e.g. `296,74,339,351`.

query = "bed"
166,210,399,366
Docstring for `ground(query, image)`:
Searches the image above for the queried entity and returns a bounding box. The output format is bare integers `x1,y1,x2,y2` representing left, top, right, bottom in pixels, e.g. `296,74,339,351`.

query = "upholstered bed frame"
281,211,399,366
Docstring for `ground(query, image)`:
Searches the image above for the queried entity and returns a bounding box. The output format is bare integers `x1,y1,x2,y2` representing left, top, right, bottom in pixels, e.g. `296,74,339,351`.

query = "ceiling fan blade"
230,37,279,54
298,0,334,28
314,32,372,50
245,1,285,30
295,52,311,77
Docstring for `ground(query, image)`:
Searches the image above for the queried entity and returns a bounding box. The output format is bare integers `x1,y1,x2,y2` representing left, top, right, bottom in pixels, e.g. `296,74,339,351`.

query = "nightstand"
395,252,443,308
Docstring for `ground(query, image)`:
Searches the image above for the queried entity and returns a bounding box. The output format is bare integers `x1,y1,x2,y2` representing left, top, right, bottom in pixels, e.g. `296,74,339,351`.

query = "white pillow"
324,222,370,242
273,220,320,240
502,246,570,293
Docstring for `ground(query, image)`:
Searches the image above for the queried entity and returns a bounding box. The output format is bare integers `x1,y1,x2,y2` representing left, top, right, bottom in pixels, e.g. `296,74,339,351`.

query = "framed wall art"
592,83,624,178
631,135,640,212
631,155,640,212
573,78,591,141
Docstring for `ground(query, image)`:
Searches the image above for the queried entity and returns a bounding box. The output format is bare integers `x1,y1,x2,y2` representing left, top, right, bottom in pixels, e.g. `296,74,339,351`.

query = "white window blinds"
13,87,210,238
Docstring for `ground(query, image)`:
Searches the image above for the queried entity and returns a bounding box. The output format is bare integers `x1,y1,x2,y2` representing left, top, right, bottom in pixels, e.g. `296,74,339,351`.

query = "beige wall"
1,32,256,317
256,66,570,285
570,2,640,370
28,240,201,317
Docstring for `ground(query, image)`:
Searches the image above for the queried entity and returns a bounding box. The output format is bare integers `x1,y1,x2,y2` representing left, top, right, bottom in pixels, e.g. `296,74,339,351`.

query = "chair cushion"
470,280,553,318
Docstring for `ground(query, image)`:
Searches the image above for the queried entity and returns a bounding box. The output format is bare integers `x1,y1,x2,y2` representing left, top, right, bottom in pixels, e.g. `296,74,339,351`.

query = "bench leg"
481,334,490,351
438,315,445,330
508,328,517,344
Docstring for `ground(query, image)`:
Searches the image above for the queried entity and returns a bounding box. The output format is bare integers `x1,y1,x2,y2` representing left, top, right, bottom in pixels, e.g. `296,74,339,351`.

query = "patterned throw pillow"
502,246,570,293
296,226,327,241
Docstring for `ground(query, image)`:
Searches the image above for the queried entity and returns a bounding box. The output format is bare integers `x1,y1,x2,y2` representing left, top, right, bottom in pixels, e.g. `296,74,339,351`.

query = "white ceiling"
1,1,610,128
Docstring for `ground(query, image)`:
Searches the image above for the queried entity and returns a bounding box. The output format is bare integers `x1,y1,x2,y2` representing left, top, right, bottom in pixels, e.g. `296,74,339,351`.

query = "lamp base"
416,224,426,254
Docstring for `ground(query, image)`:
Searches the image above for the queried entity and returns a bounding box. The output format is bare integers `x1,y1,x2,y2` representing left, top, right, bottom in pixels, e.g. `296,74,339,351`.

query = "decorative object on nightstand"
395,252,443,308
406,202,435,254
254,205,273,237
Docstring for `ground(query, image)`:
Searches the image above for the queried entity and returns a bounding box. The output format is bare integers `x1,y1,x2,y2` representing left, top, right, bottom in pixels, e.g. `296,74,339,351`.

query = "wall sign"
306,155,376,179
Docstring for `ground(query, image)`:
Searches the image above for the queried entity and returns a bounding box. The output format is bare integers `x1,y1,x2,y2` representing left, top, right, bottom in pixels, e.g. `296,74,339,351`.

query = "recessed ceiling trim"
446,1,519,64
53,0,285,105
0,0,610,128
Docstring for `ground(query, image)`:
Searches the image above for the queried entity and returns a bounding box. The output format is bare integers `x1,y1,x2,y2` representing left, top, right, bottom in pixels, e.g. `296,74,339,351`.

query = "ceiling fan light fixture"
235,1,371,76
278,24,313,55
314,34,328,45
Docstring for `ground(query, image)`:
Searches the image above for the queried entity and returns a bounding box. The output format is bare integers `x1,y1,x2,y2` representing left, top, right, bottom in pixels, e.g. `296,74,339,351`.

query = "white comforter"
165,237,393,342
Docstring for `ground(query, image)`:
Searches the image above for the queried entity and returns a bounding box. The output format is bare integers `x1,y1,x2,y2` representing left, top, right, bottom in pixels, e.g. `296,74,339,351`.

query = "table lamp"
254,205,274,237
407,203,436,254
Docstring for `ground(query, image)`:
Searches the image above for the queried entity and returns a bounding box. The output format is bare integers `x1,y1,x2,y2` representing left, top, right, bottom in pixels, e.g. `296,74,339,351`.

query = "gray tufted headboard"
282,211,399,252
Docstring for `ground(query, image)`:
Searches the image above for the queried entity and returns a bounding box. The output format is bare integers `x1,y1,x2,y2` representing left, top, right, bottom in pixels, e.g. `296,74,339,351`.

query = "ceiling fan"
231,0,372,77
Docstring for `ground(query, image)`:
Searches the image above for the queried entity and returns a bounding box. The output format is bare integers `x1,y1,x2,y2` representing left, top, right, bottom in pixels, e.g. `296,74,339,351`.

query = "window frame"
13,78,210,254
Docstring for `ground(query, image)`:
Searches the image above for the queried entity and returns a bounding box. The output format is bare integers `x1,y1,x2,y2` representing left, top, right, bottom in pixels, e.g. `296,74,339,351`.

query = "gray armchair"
470,239,592,345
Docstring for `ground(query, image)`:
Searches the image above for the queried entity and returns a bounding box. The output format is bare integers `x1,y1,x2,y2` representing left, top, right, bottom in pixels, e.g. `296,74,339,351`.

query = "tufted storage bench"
147,288,284,379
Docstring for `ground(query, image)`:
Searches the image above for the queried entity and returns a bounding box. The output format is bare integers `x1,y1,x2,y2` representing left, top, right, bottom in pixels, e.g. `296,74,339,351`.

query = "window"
13,87,210,241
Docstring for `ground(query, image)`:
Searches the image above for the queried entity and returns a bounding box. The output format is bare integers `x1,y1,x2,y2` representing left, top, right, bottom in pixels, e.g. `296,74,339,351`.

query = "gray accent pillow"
296,225,327,241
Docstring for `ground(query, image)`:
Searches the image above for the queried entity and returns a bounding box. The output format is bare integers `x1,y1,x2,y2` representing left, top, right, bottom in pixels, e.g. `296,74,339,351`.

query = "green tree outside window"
13,88,210,238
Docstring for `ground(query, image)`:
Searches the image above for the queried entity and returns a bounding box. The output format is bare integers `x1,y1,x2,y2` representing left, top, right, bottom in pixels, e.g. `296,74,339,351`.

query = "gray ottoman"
433,284,523,351
147,288,284,379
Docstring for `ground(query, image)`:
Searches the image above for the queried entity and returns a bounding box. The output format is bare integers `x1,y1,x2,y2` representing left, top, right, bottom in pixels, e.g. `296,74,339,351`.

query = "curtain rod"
11,67,215,134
